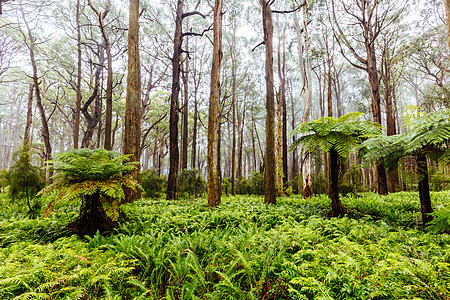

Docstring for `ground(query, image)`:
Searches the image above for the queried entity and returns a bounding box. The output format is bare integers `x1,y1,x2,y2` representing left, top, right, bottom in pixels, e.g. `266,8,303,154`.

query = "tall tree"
331,0,403,195
166,0,208,199
260,0,276,205
123,0,142,203
88,0,113,150
181,40,189,171
19,1,52,180
74,0,82,149
445,0,450,56
207,0,223,207
294,4,313,198
166,0,184,200
230,19,237,195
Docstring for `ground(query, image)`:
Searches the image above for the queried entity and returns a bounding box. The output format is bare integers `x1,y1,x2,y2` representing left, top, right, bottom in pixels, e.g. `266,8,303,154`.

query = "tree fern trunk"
417,155,433,227
67,193,115,236
330,148,347,217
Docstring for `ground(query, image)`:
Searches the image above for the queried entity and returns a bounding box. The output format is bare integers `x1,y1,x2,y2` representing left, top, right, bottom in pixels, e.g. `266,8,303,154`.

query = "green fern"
39,148,142,235
290,112,381,161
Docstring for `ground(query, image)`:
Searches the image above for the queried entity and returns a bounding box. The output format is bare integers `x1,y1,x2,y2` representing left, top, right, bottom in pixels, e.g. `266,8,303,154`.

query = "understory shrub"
6,146,45,218
140,168,166,198
236,171,264,195
178,168,205,199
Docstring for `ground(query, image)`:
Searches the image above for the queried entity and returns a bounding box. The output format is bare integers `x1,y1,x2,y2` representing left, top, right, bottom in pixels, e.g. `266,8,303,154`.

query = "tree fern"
291,112,381,216
39,148,142,236
361,109,450,226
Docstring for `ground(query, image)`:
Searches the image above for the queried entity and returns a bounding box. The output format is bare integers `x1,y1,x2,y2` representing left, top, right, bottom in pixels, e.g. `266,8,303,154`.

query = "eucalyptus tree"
330,0,405,195
87,0,114,150
407,3,450,111
123,0,142,203
166,0,210,200
16,0,54,180
207,0,223,207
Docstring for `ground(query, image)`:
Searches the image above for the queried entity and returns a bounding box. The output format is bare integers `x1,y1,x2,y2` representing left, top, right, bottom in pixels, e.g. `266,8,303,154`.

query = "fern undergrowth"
0,192,449,299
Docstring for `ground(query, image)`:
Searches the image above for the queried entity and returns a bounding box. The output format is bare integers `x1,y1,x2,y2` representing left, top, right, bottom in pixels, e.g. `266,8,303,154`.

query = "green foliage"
140,169,166,199
361,109,450,188
222,177,231,195
40,148,141,222
236,171,264,195
6,146,45,218
0,169,8,192
312,171,328,195
427,208,450,234
1,192,450,299
291,112,381,160
178,169,205,199
341,164,365,196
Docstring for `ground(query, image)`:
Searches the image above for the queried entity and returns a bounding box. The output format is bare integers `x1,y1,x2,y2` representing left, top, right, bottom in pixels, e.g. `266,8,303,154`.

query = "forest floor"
0,191,449,299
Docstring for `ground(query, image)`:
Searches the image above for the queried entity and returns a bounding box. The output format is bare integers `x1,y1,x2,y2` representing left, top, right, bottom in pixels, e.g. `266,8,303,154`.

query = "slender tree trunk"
289,80,298,185
237,107,245,180
417,154,433,227
330,148,347,217
261,0,276,205
23,83,33,147
276,93,283,195
231,22,237,195
277,20,288,190
21,4,52,180
191,91,198,169
367,35,388,195
382,55,399,193
181,50,189,170
123,0,142,203
74,0,82,149
295,6,313,198
88,0,113,150
103,37,113,150
207,0,223,207
81,54,102,148
167,0,184,200
445,0,450,57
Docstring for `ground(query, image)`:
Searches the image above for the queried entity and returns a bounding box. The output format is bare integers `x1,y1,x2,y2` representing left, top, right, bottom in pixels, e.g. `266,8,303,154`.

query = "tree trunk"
23,83,33,147
181,52,189,171
237,106,246,180
330,148,347,217
87,0,113,150
295,6,313,198
417,154,433,227
366,32,388,195
382,54,400,193
21,4,52,180
261,0,276,205
207,0,223,207
103,37,113,150
67,193,116,236
81,53,103,148
191,91,198,170
276,20,288,190
289,80,298,185
74,0,82,149
230,21,237,195
276,93,283,196
123,0,142,203
445,0,450,58
167,0,184,200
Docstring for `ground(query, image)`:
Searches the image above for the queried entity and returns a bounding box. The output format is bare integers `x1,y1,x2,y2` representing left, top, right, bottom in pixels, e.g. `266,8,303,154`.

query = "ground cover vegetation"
0,191,449,299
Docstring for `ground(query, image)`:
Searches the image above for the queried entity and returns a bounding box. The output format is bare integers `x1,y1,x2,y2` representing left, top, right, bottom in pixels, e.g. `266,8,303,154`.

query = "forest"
0,0,450,299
